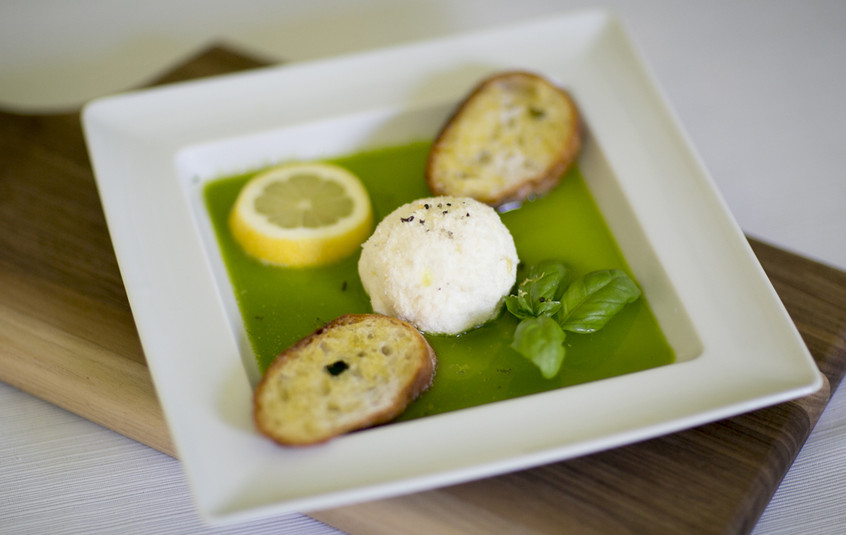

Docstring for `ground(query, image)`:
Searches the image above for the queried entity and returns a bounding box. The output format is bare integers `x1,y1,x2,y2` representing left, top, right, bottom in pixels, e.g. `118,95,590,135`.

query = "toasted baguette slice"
254,313,437,446
426,71,581,207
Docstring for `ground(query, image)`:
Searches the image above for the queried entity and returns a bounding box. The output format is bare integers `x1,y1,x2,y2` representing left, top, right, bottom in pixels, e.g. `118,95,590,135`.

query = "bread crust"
253,313,437,446
426,70,582,207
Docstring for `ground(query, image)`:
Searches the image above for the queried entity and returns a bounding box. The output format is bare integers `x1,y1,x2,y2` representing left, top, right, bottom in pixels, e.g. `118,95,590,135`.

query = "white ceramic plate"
82,9,822,525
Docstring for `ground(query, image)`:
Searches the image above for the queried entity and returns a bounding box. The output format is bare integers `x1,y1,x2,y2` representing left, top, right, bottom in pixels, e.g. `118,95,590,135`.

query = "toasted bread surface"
254,313,436,446
426,71,581,207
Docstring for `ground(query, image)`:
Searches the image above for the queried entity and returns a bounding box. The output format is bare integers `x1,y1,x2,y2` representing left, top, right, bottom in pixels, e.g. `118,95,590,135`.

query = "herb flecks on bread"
253,314,437,446
426,71,581,207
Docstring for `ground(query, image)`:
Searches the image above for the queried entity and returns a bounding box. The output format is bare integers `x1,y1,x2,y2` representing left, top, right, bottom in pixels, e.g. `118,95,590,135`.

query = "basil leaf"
510,316,567,379
527,261,570,301
534,298,562,317
526,268,563,317
505,290,531,319
557,269,641,334
506,261,569,319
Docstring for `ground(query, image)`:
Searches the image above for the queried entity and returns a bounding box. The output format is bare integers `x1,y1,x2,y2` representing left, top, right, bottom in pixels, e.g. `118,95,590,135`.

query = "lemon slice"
229,162,373,267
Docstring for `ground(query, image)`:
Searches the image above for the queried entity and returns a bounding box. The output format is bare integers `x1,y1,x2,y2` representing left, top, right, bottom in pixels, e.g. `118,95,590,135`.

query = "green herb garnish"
325,360,350,376
505,261,642,378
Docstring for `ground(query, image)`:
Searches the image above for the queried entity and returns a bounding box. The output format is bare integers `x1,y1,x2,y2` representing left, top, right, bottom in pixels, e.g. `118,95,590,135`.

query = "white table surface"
2,1,844,533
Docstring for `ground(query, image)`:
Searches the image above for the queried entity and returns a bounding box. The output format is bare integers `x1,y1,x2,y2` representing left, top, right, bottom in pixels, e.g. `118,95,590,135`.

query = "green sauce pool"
203,141,675,420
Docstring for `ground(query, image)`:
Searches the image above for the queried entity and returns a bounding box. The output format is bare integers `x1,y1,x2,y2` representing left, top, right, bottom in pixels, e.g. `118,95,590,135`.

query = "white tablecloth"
2,1,845,533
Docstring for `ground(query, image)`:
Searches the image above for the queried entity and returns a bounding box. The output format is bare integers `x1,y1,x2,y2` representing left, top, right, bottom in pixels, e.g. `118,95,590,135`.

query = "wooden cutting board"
1,47,844,535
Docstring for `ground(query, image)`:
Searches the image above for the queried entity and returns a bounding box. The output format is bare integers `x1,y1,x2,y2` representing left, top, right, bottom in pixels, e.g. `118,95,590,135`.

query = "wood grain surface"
1,47,844,535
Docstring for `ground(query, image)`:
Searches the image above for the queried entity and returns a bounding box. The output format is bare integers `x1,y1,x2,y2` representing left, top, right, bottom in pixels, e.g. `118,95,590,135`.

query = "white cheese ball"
358,196,519,335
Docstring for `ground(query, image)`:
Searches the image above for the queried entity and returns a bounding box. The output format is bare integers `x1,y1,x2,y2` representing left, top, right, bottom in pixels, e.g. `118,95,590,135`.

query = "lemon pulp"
229,162,373,267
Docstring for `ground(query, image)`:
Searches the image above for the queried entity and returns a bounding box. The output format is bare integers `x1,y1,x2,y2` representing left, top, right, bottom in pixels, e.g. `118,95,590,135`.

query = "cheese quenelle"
358,196,519,335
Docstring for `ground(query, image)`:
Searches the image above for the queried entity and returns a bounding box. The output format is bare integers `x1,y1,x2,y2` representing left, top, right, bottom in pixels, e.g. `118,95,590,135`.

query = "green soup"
204,141,674,420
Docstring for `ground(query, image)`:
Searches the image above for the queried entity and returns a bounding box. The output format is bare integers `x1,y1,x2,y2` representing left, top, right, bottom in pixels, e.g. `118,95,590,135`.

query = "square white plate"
82,9,822,525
